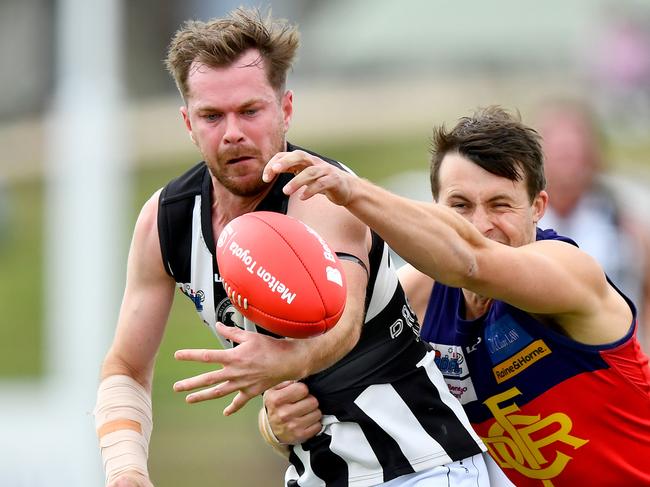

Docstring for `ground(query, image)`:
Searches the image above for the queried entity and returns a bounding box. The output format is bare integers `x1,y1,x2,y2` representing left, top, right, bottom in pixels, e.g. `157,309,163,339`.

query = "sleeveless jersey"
421,228,650,487
157,143,485,486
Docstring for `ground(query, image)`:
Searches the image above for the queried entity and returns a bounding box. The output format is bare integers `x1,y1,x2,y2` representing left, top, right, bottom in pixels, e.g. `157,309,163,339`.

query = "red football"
215,211,347,338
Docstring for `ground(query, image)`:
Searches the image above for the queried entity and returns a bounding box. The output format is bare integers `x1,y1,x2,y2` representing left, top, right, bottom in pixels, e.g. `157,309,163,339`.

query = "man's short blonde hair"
165,7,300,100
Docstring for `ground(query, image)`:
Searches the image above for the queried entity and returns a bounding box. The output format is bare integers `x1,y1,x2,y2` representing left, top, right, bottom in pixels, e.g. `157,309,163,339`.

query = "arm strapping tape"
94,375,153,484
257,406,290,458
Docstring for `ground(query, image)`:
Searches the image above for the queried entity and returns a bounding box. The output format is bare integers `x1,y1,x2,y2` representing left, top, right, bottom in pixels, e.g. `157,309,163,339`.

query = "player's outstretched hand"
262,150,357,206
173,323,310,416
107,471,154,487
264,381,323,444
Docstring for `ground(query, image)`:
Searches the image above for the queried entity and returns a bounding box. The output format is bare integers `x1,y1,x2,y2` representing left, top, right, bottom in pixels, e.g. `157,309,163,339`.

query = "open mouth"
227,156,253,164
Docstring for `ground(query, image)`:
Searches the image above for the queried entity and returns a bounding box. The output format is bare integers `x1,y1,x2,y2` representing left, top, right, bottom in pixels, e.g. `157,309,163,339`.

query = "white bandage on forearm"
258,406,290,458
94,375,153,483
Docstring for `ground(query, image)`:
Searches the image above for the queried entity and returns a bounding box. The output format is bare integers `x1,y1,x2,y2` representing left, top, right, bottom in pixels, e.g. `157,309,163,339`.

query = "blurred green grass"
0,178,44,376
0,134,430,486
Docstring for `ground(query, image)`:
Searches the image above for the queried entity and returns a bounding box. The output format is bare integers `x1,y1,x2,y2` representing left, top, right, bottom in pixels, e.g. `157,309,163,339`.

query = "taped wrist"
258,406,290,458
94,375,153,483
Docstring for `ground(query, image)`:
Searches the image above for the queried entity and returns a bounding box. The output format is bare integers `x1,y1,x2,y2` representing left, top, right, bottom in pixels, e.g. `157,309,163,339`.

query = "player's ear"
533,190,549,222
180,106,197,145
281,90,293,131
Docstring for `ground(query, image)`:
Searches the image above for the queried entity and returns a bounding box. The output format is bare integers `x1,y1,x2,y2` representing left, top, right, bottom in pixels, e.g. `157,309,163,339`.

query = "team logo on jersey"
481,386,588,485
430,343,478,404
465,336,482,354
179,283,205,312
215,297,241,329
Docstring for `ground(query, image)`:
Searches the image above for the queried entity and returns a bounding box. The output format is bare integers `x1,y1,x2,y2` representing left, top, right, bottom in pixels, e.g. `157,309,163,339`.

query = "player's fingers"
271,396,320,425
262,152,290,182
272,408,323,444
174,348,227,363
215,322,249,344
288,396,321,418
263,151,311,182
299,421,324,442
298,177,331,201
281,166,326,196
183,380,238,404
291,410,323,434
223,390,254,416
268,380,296,391
265,381,312,406
173,369,223,392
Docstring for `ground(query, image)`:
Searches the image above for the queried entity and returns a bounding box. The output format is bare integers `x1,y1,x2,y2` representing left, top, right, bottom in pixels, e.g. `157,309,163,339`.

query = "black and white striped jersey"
157,144,485,486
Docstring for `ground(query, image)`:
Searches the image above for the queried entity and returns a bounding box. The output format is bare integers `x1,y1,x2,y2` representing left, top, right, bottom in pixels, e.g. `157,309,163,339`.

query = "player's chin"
223,176,270,197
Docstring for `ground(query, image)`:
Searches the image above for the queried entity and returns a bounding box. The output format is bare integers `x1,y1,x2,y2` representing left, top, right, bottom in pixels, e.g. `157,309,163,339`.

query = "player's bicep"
289,194,371,342
288,193,371,270
103,191,175,384
472,240,606,315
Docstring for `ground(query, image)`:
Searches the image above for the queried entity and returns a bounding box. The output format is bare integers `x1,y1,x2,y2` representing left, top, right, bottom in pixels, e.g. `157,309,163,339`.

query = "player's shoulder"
160,161,207,203
522,228,583,257
136,188,164,236
287,142,351,173
397,264,434,317
287,188,364,235
397,263,431,283
525,237,599,270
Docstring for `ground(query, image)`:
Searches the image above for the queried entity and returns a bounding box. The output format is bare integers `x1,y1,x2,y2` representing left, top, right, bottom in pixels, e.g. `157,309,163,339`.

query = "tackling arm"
264,151,633,345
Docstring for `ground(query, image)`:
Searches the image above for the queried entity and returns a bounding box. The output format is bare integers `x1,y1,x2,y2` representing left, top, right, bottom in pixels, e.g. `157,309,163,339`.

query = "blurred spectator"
537,101,650,353
588,8,650,138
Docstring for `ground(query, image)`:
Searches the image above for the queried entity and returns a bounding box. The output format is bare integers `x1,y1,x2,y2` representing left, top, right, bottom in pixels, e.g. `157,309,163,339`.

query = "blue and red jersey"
421,228,650,486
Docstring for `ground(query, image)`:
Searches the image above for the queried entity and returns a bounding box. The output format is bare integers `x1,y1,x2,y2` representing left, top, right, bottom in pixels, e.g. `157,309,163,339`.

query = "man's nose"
222,114,245,144
470,206,494,235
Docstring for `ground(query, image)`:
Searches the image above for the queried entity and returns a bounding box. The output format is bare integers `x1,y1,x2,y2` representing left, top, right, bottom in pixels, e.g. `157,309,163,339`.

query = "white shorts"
378,453,490,486
483,452,516,487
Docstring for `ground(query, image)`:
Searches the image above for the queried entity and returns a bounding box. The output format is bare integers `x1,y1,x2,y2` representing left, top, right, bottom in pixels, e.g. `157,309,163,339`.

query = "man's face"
538,110,596,214
180,49,293,197
437,153,547,248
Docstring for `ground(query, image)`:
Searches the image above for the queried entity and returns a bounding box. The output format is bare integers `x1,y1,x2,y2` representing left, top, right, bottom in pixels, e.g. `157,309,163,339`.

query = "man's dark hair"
430,106,546,202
